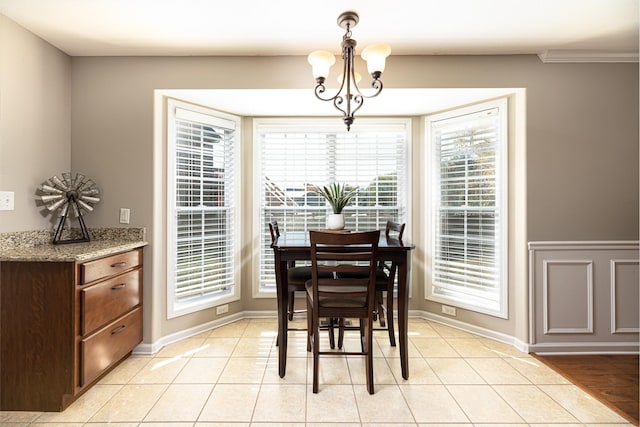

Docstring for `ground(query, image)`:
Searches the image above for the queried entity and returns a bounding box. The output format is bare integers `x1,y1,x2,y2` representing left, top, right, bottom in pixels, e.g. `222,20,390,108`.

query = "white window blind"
255,119,410,292
168,101,239,317
426,99,507,317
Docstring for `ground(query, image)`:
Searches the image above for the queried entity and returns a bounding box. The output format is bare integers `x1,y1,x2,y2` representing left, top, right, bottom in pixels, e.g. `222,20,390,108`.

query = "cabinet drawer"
81,269,141,335
81,307,142,387
82,250,142,284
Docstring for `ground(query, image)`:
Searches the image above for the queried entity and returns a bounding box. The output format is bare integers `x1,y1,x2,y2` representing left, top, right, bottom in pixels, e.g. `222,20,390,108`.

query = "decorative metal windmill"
40,172,100,244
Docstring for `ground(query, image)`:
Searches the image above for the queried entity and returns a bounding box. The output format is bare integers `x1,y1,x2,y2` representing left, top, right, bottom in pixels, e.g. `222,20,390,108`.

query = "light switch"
119,208,130,224
0,191,15,211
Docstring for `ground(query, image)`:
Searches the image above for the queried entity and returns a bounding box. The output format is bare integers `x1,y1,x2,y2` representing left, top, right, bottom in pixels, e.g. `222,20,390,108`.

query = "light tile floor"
0,318,633,426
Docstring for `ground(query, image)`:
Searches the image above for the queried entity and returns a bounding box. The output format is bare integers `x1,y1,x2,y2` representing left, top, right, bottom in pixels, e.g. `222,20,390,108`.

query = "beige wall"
3,15,638,347
70,55,638,345
385,56,639,240
0,15,71,232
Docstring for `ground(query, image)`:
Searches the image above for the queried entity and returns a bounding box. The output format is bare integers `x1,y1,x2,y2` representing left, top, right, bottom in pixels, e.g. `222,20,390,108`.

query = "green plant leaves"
316,182,358,214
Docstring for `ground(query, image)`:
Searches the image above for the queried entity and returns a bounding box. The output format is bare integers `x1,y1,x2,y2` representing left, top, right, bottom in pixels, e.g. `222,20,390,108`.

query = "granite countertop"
0,228,148,262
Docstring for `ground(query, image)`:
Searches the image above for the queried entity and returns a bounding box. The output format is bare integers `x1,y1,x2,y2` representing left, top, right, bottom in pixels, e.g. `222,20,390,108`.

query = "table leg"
275,255,288,378
397,253,411,379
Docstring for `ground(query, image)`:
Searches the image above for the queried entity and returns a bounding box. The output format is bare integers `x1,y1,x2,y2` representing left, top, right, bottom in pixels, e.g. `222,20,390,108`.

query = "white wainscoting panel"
542,260,593,334
529,241,639,354
611,259,640,334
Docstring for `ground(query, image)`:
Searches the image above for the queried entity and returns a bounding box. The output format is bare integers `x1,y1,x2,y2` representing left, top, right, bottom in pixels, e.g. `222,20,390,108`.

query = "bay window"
254,118,411,294
425,99,508,317
167,100,241,318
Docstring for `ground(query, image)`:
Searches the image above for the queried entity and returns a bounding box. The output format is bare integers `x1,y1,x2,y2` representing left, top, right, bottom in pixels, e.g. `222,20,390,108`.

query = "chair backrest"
268,220,280,245
385,221,405,240
309,230,380,313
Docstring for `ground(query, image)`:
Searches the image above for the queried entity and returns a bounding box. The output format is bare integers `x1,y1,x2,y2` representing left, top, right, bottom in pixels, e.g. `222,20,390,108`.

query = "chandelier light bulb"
337,71,362,85
361,43,391,76
307,50,336,82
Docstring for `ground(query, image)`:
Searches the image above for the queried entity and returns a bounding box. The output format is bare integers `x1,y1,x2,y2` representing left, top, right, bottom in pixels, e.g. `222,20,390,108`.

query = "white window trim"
252,117,412,298
424,98,508,318
166,98,242,319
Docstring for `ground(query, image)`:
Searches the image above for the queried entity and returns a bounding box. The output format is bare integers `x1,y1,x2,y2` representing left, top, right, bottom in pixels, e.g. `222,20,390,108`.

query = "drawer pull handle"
111,325,127,335
111,262,127,268
111,283,127,290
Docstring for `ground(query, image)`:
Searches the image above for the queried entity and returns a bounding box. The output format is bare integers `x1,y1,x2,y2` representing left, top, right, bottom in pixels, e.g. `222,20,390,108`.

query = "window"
425,99,508,318
254,118,411,294
167,99,241,318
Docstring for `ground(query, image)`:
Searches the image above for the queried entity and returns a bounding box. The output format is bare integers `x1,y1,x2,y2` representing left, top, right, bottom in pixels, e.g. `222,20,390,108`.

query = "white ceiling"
1,0,637,57
1,0,637,116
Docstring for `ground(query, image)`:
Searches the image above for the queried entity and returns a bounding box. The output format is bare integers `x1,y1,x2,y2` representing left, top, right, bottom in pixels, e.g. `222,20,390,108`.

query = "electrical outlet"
442,305,457,316
216,304,229,315
0,191,15,211
119,208,130,224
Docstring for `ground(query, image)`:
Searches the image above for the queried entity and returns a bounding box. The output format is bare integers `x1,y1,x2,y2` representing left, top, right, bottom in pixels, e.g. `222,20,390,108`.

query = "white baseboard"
135,309,532,355
410,309,531,353
132,311,245,355
529,341,640,355
134,309,638,356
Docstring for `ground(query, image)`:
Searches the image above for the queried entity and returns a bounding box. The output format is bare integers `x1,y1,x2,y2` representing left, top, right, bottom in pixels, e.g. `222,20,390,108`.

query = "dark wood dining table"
272,231,414,379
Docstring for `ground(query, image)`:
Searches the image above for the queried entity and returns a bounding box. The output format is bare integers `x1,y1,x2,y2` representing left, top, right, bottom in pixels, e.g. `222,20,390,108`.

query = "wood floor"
534,354,639,426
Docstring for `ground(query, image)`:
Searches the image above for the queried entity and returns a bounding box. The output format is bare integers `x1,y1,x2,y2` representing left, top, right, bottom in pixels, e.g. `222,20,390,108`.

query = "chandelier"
307,11,391,131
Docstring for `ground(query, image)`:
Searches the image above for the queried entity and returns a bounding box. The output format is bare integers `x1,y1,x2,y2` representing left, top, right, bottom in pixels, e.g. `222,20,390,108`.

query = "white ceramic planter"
326,213,345,230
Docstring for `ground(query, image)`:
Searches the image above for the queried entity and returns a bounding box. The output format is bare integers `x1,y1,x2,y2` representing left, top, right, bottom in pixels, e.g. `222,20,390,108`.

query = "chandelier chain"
343,26,352,41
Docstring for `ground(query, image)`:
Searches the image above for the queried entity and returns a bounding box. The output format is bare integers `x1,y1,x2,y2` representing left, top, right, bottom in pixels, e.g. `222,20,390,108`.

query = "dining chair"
335,221,405,347
269,220,334,324
306,229,380,394
374,220,406,347
269,220,309,322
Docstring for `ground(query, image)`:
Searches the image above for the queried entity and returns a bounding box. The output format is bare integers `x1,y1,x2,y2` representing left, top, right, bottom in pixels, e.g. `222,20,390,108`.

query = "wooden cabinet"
0,247,144,411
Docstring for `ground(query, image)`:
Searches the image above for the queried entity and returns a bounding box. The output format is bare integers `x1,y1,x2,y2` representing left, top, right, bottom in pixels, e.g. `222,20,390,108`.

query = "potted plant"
316,182,358,229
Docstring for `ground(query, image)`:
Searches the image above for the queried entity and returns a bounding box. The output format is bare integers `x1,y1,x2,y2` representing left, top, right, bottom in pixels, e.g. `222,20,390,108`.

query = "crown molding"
538,49,639,63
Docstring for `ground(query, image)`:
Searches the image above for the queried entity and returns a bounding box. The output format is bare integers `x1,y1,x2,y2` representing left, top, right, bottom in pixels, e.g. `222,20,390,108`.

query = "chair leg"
288,291,295,321
375,291,386,327
328,318,336,349
365,317,374,394
337,318,345,349
386,289,396,347
306,297,312,352
312,313,320,393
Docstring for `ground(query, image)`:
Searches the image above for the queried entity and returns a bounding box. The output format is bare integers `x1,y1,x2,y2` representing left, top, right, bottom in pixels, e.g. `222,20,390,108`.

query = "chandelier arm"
313,83,340,102
313,46,349,102
358,78,384,99
350,94,364,117
332,95,348,117
334,95,356,131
